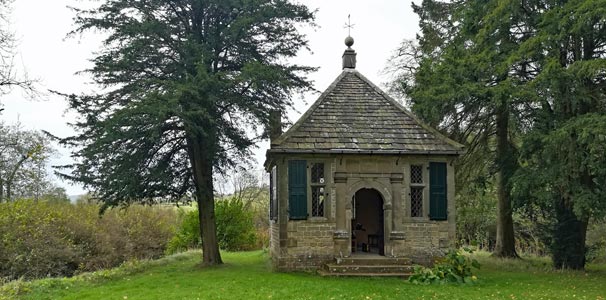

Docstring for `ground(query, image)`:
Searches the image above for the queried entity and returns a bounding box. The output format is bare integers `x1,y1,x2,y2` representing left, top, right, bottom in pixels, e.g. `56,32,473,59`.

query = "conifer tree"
59,0,315,265
398,0,531,258
512,0,606,269
394,0,606,267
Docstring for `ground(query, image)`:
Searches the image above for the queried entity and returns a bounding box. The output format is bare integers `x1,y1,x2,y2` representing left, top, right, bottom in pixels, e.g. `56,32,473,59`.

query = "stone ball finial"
345,36,354,48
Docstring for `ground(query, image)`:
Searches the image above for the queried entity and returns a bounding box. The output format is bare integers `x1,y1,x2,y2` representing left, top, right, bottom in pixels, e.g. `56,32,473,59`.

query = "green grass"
2,250,605,300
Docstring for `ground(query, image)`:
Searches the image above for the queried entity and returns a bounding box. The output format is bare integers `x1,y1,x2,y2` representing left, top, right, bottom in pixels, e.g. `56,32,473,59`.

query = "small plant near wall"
408,248,481,285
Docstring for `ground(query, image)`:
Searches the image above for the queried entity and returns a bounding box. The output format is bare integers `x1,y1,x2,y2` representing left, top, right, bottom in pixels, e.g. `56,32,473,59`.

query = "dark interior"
351,188,384,255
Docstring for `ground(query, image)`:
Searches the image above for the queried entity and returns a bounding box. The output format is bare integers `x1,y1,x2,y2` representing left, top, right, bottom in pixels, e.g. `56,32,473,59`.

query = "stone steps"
320,256,414,278
317,270,412,277
333,257,411,266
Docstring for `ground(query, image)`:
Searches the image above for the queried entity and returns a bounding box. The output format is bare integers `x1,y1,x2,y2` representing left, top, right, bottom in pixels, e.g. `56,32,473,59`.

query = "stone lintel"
334,172,347,183
343,172,393,178
389,231,406,240
390,173,404,183
333,230,350,240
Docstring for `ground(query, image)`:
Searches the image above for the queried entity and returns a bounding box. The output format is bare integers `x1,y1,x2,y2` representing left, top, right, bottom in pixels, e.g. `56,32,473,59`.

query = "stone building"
265,36,464,272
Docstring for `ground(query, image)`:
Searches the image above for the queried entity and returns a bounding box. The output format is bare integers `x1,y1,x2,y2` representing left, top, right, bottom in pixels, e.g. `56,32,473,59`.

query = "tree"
59,0,315,265
395,0,606,267
0,122,57,202
0,0,35,106
392,0,538,258
511,0,606,269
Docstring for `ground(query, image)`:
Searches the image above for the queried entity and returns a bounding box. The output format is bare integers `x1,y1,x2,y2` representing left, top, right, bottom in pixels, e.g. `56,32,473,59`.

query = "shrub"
0,200,179,280
166,209,201,254
587,222,606,263
167,197,257,254
215,198,257,251
408,248,481,285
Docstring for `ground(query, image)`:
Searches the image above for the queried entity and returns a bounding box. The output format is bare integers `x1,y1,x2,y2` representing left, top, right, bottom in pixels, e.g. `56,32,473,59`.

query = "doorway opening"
351,188,384,255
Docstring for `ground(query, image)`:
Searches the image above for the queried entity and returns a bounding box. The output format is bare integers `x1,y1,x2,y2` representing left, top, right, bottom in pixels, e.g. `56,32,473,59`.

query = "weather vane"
344,14,355,36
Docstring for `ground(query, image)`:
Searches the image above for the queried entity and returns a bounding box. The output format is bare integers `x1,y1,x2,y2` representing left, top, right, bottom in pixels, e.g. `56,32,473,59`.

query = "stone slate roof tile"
269,69,464,155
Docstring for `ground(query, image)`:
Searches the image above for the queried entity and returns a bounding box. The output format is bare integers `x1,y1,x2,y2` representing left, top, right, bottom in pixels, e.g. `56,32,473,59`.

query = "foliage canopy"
391,0,606,268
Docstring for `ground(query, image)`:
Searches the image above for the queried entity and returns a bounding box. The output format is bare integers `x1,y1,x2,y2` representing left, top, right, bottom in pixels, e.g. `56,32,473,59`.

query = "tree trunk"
6,155,29,202
187,136,223,266
6,182,11,202
552,196,587,270
0,177,4,203
493,100,519,258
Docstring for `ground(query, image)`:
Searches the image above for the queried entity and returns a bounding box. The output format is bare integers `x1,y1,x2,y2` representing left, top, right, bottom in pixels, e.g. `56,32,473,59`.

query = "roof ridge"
349,71,465,150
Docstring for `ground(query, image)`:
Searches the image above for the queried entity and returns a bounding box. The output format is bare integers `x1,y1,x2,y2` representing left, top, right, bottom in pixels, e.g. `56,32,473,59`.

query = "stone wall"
269,221,280,259
397,221,454,265
268,153,457,271
272,221,336,271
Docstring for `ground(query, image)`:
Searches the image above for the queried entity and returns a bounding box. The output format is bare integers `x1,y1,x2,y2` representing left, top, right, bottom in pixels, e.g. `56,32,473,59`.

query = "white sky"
1,0,418,195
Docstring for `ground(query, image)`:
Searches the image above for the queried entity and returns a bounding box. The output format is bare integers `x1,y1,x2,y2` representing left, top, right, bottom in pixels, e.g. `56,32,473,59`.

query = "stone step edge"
333,258,412,264
325,264,414,269
318,270,412,277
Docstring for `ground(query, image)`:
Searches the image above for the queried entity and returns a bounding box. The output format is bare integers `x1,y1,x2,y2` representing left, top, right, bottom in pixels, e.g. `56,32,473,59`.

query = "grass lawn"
2,250,605,300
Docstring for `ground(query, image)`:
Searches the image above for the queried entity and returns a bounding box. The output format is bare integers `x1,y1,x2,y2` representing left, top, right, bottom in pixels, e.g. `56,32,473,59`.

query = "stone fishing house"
265,36,464,273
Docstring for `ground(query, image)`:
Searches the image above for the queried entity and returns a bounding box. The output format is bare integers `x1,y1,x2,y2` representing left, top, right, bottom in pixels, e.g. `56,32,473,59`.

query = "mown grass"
2,250,605,300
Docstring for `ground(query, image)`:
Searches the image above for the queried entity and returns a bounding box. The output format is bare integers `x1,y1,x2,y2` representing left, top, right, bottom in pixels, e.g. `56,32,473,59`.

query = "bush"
587,222,606,263
167,197,257,254
166,209,201,254
215,198,257,251
0,200,179,280
408,248,481,285
456,183,497,250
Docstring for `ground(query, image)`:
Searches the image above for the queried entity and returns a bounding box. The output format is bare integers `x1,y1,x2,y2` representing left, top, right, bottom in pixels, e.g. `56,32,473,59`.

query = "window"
310,162,325,217
411,165,423,184
269,166,278,221
287,160,327,220
410,164,424,218
411,187,423,217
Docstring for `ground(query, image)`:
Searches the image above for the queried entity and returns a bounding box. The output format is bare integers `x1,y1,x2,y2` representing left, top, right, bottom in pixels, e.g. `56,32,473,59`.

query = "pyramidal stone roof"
269,68,464,155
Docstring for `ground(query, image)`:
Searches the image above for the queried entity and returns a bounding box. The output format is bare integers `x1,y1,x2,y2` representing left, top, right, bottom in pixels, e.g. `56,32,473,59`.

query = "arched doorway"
352,188,385,255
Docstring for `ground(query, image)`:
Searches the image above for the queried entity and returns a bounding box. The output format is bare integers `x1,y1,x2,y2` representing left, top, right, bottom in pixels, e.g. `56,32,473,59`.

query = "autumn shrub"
0,200,83,280
167,197,257,254
0,200,179,280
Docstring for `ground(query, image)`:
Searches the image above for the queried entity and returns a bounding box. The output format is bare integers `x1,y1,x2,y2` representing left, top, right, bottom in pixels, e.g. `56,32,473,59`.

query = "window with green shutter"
288,160,308,220
429,162,447,221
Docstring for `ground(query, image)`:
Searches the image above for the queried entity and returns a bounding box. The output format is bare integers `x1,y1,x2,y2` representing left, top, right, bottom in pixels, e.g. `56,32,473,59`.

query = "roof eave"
267,148,464,156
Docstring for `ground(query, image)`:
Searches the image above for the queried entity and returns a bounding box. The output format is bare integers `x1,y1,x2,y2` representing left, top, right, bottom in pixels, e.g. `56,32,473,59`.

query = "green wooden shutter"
288,160,307,220
429,162,448,221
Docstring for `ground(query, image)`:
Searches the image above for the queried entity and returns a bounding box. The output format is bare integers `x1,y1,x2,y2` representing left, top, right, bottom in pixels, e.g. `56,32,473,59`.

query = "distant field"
3,251,605,300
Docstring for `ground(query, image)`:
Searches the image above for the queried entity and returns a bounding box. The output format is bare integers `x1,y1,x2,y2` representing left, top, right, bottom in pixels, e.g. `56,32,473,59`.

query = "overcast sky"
1,0,418,195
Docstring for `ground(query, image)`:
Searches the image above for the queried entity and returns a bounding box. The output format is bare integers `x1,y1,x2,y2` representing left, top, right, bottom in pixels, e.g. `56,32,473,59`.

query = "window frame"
409,164,426,219
308,161,327,219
